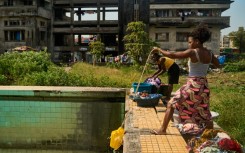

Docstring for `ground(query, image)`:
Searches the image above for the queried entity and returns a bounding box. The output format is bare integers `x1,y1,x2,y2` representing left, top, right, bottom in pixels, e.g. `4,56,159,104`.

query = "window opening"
176,32,189,42
155,33,169,42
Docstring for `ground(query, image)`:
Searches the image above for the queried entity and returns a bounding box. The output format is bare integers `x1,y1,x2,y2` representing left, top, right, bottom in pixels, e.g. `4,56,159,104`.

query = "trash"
109,111,130,150
11,46,37,52
109,127,124,150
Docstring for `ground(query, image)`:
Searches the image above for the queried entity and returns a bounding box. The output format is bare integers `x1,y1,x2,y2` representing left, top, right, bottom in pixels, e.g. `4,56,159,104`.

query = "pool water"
0,99,124,152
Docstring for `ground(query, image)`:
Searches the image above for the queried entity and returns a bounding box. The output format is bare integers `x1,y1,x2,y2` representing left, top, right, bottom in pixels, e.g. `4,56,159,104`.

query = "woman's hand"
151,47,159,54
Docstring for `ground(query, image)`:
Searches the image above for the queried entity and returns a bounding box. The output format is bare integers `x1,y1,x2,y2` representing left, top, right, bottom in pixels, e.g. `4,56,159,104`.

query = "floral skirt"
172,77,212,126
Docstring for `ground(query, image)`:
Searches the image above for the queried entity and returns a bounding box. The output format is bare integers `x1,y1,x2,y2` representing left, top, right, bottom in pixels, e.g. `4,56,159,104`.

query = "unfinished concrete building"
149,0,233,55
52,0,122,63
0,0,233,63
0,0,52,52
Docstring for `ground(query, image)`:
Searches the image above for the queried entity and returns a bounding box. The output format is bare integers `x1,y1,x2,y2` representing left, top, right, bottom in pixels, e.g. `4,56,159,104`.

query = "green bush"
0,51,53,84
19,66,83,86
0,74,8,85
0,51,83,86
223,59,245,72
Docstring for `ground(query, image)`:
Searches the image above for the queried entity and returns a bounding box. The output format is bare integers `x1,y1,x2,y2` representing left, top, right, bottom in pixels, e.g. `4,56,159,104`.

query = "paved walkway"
123,95,188,153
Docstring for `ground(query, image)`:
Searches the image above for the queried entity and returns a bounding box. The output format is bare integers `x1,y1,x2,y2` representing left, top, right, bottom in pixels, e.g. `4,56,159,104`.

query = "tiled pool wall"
0,87,126,152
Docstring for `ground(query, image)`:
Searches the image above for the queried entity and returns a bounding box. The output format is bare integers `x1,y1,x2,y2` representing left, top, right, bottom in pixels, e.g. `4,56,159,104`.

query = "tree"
123,21,157,66
229,27,245,53
89,40,105,66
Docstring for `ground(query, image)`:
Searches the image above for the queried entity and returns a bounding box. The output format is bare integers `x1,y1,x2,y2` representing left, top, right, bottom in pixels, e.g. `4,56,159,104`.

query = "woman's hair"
189,23,211,44
150,53,161,62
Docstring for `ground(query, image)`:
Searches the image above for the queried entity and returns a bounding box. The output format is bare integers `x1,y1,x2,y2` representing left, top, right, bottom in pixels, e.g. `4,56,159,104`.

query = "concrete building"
149,0,232,54
52,0,121,63
0,0,52,52
222,35,236,48
0,0,233,63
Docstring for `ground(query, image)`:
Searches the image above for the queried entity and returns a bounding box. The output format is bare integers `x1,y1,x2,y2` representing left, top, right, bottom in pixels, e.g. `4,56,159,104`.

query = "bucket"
132,82,152,93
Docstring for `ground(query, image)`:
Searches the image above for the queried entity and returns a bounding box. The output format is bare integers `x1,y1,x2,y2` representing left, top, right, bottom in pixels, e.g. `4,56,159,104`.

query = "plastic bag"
218,55,226,65
109,126,124,150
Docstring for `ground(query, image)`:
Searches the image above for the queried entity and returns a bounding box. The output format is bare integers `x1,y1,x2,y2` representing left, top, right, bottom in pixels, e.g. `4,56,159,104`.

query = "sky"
221,0,245,36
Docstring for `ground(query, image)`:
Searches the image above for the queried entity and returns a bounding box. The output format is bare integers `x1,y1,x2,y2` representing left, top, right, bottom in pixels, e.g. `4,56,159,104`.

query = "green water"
0,99,124,152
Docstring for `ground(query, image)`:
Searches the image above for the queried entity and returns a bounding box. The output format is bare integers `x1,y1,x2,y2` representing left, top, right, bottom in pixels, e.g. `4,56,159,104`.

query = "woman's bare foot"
151,129,167,135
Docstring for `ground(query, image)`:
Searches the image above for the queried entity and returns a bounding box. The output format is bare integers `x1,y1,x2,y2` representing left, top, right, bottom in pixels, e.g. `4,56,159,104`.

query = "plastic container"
132,82,152,93
109,127,124,150
133,94,161,107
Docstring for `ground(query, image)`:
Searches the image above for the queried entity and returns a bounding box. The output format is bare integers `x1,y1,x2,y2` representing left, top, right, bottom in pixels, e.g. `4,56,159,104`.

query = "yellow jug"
109,126,125,150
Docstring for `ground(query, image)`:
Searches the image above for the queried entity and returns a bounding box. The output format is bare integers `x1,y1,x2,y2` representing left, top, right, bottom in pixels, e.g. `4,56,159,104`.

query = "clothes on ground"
186,129,243,153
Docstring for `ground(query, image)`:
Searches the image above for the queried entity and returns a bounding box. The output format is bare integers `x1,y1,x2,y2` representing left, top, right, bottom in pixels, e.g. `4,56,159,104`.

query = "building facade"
0,0,52,52
52,0,122,63
149,0,232,54
0,0,233,63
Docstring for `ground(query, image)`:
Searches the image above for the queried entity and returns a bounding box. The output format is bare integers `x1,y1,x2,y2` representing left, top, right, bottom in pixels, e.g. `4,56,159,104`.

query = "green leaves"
229,27,245,53
0,51,52,84
123,21,156,65
89,41,105,55
0,51,82,86
89,41,105,66
223,59,245,72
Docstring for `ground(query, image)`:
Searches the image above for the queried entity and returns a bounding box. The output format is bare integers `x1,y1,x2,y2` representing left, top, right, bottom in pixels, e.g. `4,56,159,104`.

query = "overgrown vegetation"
223,59,245,72
71,62,141,87
207,72,245,145
229,27,245,53
0,51,82,86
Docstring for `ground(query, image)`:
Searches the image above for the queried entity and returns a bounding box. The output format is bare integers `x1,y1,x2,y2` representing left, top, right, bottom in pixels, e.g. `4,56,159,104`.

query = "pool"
0,86,126,153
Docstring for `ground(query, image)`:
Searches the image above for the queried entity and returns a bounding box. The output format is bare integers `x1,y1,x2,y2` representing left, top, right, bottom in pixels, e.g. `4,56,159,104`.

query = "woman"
151,53,180,101
151,24,220,135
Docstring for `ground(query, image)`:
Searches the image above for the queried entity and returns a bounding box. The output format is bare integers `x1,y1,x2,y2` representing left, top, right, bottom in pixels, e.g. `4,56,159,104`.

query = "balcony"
53,46,118,52
151,0,233,4
53,27,118,34
53,0,118,5
54,21,118,26
0,6,51,19
150,16,230,28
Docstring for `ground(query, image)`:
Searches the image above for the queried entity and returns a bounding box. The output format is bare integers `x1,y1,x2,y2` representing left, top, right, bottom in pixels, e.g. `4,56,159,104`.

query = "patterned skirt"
172,77,212,126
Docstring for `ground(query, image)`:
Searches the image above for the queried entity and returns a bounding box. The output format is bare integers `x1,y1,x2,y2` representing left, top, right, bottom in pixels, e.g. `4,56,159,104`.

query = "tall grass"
208,72,245,145
71,63,245,145
71,62,142,87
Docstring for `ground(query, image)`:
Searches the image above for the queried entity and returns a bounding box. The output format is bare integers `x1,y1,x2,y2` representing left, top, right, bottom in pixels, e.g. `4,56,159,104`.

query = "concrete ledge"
0,86,126,102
